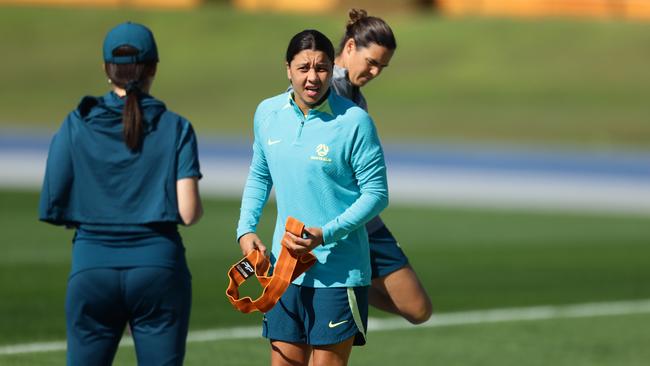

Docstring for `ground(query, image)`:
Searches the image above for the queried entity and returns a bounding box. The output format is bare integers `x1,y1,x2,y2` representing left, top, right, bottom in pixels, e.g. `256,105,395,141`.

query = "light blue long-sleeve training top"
331,64,390,235
237,91,388,288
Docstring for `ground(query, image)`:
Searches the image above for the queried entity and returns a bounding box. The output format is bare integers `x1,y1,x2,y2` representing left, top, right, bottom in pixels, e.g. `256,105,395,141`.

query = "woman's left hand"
283,227,323,255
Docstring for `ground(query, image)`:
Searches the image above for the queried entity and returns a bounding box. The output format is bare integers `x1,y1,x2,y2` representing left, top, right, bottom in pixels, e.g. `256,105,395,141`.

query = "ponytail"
104,46,156,151
122,79,144,150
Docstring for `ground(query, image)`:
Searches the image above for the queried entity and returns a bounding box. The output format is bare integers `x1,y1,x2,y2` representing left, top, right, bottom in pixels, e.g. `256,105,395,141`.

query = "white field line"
2,299,650,356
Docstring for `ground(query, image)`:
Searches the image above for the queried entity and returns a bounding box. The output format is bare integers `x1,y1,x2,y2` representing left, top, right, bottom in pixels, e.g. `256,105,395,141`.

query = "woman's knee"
404,296,433,324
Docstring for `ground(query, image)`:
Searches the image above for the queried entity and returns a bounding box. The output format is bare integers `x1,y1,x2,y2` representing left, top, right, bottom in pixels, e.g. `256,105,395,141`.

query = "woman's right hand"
238,232,267,257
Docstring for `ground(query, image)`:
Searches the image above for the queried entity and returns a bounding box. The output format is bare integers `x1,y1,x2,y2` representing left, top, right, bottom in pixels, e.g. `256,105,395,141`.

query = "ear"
286,62,291,80
149,64,158,77
345,38,356,54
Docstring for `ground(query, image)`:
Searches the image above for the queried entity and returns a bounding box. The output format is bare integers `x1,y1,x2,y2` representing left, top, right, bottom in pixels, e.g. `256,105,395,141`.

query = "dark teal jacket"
39,91,201,226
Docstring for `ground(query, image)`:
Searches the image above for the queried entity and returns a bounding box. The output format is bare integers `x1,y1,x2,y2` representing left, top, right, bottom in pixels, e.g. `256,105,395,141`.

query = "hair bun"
347,8,368,27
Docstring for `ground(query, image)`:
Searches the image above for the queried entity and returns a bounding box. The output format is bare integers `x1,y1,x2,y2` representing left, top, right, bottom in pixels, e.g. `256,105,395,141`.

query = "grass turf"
1,189,649,349
1,5,650,148
4,312,650,365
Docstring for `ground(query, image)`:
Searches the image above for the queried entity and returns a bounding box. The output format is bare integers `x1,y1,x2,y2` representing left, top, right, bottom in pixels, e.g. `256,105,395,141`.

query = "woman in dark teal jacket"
39,22,202,366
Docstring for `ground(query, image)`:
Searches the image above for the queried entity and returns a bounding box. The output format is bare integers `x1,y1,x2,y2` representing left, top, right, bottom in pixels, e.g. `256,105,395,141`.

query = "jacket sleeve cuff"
321,223,335,244
236,227,255,243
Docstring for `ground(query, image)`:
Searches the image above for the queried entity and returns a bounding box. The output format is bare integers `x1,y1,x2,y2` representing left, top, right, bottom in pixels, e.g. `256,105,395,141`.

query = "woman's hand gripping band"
226,217,318,313
282,226,324,255
238,232,268,257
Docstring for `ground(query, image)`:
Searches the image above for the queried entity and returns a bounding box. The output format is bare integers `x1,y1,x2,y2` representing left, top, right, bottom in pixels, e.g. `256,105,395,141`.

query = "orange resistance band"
226,216,317,313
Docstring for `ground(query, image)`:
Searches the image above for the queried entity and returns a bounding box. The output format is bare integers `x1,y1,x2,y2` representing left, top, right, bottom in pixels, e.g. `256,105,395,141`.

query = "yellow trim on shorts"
347,288,366,341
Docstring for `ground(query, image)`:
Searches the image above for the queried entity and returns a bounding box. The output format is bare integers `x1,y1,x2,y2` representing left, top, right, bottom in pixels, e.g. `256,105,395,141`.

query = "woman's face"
342,39,394,87
287,49,333,113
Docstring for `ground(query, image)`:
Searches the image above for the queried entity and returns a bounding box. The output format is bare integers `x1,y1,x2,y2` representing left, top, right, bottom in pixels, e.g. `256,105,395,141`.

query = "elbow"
376,192,389,213
177,177,203,226
180,205,203,226
362,189,389,216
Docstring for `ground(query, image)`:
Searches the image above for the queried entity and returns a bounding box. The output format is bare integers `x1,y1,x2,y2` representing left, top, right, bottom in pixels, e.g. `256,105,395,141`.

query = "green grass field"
2,190,650,365
4,313,650,365
1,5,650,148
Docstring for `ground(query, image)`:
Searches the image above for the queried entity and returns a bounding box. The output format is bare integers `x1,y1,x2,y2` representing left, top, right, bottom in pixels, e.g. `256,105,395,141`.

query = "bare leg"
312,336,355,366
271,340,311,366
369,265,433,324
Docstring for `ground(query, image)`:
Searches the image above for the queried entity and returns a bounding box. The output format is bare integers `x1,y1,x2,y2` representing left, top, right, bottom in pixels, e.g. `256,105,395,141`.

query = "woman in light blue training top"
332,9,433,325
39,22,202,366
237,29,388,366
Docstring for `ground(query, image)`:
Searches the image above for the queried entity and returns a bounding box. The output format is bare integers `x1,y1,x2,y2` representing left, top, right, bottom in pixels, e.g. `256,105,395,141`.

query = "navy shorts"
369,225,409,279
65,266,191,366
263,284,369,346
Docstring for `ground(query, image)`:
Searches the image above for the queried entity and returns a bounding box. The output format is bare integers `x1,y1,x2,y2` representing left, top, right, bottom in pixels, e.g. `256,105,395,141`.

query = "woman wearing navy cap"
39,22,202,365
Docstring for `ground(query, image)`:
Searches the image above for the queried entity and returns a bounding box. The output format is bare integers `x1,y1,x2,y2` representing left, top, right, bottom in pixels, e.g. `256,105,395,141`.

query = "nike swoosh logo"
267,138,282,146
328,320,348,328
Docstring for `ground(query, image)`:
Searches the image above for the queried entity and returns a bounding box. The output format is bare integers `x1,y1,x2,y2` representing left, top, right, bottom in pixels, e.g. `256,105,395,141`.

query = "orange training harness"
226,216,317,313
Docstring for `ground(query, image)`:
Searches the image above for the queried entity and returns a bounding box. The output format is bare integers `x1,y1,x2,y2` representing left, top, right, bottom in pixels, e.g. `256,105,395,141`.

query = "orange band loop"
226,217,317,313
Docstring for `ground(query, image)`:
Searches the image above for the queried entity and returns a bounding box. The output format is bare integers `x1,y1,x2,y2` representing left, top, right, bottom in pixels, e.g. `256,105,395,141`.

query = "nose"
369,66,382,78
307,68,318,82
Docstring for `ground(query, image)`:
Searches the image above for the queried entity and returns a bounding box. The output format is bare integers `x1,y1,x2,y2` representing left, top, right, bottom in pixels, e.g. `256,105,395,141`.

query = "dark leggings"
65,267,191,366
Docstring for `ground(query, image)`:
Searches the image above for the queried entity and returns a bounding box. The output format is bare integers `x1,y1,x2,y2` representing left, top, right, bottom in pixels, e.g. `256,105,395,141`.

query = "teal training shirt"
39,91,201,274
237,91,388,288
40,91,201,226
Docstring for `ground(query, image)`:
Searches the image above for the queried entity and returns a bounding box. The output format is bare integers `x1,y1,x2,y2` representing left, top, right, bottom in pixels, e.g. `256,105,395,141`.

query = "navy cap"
103,22,159,64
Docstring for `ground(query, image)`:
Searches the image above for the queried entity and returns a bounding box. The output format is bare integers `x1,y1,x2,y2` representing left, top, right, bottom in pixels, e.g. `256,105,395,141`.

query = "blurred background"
1,0,649,365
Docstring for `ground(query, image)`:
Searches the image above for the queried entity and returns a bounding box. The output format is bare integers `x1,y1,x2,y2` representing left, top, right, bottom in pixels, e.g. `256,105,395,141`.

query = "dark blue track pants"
65,267,191,366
